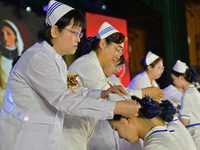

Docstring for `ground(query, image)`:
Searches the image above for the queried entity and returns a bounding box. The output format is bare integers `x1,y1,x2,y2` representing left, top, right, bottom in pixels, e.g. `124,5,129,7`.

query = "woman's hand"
114,100,141,118
141,87,165,102
100,85,128,100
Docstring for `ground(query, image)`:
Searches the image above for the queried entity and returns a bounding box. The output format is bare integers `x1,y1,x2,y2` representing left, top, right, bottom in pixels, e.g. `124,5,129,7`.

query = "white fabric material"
96,22,119,39
144,126,187,150
145,51,159,65
179,84,200,149
45,0,74,26
172,60,188,73
0,41,116,150
167,117,197,150
59,51,142,150
163,84,182,107
59,51,119,150
128,71,158,90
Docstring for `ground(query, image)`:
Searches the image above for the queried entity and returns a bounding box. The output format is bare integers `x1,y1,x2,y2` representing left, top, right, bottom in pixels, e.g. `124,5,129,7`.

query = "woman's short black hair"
38,9,86,46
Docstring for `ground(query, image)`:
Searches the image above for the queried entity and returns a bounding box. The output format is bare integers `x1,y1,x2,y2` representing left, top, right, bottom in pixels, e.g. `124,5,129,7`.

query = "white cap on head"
45,0,74,26
145,51,159,65
172,60,188,74
96,22,119,39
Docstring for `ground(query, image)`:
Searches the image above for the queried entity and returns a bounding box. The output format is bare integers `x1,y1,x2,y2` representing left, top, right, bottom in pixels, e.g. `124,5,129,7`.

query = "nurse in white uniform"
60,22,164,150
128,51,164,89
109,96,195,150
127,51,164,149
0,1,141,150
171,60,200,149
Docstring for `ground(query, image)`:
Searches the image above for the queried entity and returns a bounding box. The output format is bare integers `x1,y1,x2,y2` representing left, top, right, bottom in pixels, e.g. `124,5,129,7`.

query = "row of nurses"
0,1,141,150
59,21,165,150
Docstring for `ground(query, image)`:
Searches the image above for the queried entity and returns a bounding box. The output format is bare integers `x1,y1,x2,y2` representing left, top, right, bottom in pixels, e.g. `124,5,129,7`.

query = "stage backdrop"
85,12,130,87
0,1,45,108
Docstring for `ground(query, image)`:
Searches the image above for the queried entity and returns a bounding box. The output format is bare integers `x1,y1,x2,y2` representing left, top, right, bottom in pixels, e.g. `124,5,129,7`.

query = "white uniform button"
24,116,29,121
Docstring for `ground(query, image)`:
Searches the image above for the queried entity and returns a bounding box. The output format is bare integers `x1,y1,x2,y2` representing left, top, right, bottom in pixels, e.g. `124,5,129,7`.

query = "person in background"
126,51,164,149
0,1,141,149
109,96,196,150
103,54,125,86
128,51,164,89
0,19,24,107
171,60,200,149
88,54,125,150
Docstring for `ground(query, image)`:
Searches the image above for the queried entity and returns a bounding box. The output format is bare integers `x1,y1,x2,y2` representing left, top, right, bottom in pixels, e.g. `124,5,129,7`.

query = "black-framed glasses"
111,43,123,56
64,28,83,38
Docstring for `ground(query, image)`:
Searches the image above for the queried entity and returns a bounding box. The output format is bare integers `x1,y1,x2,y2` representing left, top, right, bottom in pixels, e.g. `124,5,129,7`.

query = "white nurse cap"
145,51,159,65
45,0,74,26
96,22,119,39
172,60,188,73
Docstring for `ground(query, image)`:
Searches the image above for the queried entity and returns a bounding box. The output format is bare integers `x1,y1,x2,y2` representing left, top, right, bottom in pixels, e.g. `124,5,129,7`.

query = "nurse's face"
149,60,164,80
103,42,124,66
52,19,82,56
109,117,140,144
1,26,16,48
171,73,182,89
103,60,120,77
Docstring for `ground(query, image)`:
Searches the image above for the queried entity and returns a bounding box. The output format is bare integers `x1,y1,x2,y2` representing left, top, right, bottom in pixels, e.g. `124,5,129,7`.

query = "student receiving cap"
172,60,188,74
171,60,200,149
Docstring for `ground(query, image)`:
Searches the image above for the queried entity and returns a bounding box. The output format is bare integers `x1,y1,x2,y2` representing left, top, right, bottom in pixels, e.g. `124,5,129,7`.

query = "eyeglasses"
111,43,123,56
64,28,83,38
116,65,123,73
156,66,165,71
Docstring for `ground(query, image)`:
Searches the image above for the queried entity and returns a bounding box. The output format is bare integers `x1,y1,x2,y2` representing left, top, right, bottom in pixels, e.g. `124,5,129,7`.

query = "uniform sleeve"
25,53,115,120
179,94,192,119
127,74,149,90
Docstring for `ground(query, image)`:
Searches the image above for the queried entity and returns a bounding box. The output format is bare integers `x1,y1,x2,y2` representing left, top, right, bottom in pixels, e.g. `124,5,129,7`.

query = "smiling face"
51,18,82,56
1,25,16,48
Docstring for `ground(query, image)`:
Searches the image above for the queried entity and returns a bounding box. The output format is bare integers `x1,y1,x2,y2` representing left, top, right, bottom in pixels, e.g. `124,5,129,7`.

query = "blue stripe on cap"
48,2,61,15
186,123,200,128
48,2,63,17
98,26,116,37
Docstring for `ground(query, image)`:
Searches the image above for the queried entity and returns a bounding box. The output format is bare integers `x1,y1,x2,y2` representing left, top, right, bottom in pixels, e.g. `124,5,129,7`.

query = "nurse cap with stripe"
45,0,74,26
145,51,159,66
96,22,119,39
172,60,188,74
